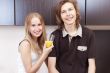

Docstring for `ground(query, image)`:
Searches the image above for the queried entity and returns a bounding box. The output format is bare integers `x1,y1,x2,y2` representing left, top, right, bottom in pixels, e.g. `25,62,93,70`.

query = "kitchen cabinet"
0,0,14,25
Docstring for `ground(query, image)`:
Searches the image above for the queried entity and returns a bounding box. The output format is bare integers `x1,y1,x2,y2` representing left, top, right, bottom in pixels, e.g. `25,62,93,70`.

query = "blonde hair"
24,12,47,54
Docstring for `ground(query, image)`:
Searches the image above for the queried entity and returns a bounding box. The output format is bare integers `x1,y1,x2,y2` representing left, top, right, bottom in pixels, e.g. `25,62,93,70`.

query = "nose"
66,11,70,16
34,26,40,30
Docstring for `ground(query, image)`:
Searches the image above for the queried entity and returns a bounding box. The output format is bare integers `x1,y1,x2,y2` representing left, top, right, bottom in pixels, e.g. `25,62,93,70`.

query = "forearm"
48,57,59,73
88,59,96,73
49,68,59,73
88,66,96,73
29,53,48,73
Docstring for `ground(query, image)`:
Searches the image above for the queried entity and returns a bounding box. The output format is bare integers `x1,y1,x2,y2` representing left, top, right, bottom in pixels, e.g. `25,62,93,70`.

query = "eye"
61,10,66,14
31,24,36,27
37,23,42,26
68,8,73,11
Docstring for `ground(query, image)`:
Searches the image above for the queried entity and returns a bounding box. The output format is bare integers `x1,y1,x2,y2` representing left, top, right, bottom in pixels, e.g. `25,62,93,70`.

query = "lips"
34,31,41,34
65,16,74,21
32,31,42,37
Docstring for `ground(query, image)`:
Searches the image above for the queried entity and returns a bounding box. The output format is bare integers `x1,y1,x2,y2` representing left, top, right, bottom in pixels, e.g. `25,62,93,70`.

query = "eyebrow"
61,7,74,11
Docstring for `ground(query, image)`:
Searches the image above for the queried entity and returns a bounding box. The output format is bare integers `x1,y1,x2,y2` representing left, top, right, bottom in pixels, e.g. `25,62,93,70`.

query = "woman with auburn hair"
48,0,96,73
18,12,53,73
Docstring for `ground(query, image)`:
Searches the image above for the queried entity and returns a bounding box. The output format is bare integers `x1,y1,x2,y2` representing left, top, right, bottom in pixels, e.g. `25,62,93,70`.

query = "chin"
32,34,41,38
68,21,75,25
66,23,73,25
36,34,42,37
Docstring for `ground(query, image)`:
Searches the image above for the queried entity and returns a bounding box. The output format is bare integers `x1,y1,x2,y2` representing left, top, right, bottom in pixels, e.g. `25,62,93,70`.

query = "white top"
17,51,48,73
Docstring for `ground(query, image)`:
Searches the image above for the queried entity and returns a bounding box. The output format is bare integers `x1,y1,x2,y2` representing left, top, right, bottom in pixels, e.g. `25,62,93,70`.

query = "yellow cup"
45,41,53,48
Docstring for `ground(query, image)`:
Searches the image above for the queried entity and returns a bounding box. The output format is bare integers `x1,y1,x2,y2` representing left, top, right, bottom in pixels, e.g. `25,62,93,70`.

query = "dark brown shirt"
49,25,95,73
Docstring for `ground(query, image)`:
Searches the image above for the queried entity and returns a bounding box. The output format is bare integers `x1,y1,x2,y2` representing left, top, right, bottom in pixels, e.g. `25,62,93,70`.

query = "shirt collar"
62,24,82,37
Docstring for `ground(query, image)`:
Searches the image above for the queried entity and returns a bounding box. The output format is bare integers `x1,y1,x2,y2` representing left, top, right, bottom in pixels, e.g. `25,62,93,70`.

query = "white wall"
0,25,57,73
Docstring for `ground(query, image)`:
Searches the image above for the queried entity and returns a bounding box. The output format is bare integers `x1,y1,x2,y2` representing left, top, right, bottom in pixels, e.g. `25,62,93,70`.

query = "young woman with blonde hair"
18,12,53,73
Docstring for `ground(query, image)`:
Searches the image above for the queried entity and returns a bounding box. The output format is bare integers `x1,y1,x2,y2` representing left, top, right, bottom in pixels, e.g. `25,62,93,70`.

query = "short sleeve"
88,31,96,58
48,29,61,58
48,34,57,57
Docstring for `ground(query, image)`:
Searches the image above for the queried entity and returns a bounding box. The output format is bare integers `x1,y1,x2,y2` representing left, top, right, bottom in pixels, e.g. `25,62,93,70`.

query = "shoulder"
82,26,94,36
19,39,31,47
51,28,62,37
19,39,31,52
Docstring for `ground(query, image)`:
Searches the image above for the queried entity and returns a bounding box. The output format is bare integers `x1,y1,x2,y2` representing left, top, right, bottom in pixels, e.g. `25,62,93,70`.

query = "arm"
88,30,96,73
48,57,59,73
88,58,96,73
19,41,53,73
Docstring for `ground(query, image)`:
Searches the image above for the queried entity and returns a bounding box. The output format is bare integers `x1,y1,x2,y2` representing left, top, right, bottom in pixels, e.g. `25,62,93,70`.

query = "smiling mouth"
34,31,40,34
66,17,73,21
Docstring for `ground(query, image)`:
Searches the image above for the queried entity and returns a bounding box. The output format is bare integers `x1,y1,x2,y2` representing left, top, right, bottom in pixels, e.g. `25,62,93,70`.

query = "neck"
31,36,37,43
64,23,77,33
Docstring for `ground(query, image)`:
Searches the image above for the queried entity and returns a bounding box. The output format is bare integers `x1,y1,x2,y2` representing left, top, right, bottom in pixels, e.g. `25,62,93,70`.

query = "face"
29,17,43,38
61,2,76,26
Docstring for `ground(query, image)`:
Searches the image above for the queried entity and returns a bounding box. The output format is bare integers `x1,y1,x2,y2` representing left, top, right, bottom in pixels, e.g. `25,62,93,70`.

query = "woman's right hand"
42,42,53,56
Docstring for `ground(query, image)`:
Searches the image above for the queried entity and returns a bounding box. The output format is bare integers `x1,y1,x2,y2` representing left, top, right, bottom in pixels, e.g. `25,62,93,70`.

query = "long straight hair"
24,12,47,54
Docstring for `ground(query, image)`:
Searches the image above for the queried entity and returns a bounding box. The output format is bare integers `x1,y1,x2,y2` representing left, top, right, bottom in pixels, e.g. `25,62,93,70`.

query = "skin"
29,17,43,41
48,2,96,73
61,2,77,36
61,2,76,26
